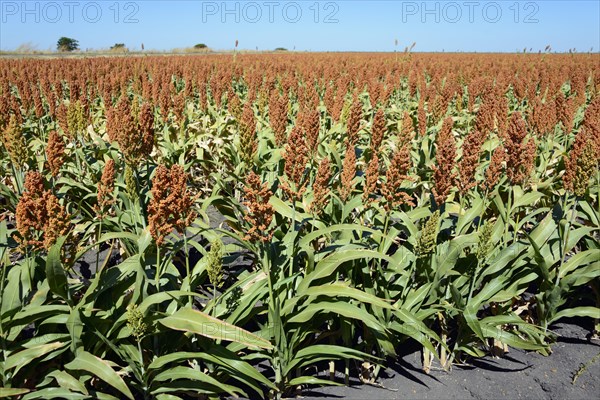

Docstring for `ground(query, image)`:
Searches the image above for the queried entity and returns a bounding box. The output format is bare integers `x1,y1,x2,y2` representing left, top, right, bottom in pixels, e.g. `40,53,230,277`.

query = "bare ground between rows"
306,320,600,400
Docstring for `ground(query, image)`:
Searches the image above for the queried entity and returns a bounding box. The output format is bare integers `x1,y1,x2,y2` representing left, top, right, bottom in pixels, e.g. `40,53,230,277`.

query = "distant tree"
194,43,207,49
274,47,287,52
110,43,128,53
57,37,79,52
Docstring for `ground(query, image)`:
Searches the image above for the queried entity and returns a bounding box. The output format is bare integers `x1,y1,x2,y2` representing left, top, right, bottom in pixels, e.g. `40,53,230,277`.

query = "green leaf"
270,197,324,229
480,242,527,279
511,191,544,211
456,197,484,234
289,301,386,333
527,232,550,281
285,345,376,376
580,200,600,226
159,308,273,349
396,210,420,240
464,276,507,340
1,263,26,317
81,254,140,303
299,224,376,249
298,282,393,309
436,233,477,276
0,388,30,398
46,236,69,301
67,307,83,354
74,231,139,261
527,212,557,254
298,250,393,293
489,272,538,303
287,376,344,387
155,395,183,400
137,228,153,253
46,370,89,395
550,307,600,324
4,342,66,376
22,388,88,399
392,307,442,356
559,249,600,279
480,325,547,351
148,349,276,393
9,305,70,328
65,351,134,400
152,366,242,397
138,291,203,314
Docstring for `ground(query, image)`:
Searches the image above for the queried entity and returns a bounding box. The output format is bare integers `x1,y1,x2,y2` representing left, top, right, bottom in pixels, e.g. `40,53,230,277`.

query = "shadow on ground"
309,322,600,400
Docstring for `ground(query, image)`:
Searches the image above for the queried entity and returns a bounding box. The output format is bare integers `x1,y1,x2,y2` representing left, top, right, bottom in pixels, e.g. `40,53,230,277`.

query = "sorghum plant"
45,130,65,178
339,142,356,202
94,159,116,219
15,171,70,251
281,127,309,202
1,114,27,169
504,112,536,186
308,157,332,215
240,101,257,165
243,170,275,243
432,117,457,206
148,164,197,246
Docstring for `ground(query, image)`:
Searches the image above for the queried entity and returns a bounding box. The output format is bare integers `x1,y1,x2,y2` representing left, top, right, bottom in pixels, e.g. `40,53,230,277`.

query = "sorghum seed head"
1,114,28,168
346,96,362,146
415,210,440,258
95,159,116,218
505,112,536,185
362,153,380,205
148,164,197,246
281,127,308,202
207,238,224,289
339,142,356,202
563,128,598,197
482,145,506,194
243,171,275,243
15,171,70,251
309,157,332,215
46,130,65,178
370,108,386,151
432,117,457,206
476,220,495,262
239,102,257,164
126,304,148,342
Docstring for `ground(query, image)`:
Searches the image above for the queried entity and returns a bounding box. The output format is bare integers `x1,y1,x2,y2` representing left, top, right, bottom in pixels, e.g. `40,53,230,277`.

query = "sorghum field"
0,53,599,399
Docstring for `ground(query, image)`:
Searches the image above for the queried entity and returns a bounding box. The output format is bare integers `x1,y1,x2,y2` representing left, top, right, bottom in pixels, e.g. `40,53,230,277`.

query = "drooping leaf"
65,351,134,400
159,308,273,349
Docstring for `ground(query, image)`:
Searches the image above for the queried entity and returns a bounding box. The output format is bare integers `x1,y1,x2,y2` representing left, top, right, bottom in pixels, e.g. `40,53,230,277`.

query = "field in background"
0,53,598,399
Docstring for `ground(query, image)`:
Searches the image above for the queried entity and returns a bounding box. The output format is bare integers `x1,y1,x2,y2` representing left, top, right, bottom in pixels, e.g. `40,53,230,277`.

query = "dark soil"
307,321,600,400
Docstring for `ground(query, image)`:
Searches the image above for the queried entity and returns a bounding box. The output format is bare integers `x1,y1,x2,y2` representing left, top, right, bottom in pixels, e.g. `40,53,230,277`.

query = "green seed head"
207,238,224,289
476,220,494,262
415,210,440,258
125,164,138,202
126,304,147,342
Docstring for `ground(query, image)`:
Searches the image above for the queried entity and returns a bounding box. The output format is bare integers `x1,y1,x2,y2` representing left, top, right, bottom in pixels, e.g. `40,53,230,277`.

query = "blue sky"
0,1,598,52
